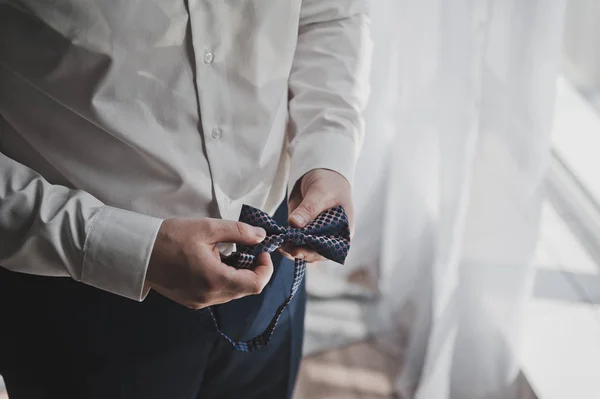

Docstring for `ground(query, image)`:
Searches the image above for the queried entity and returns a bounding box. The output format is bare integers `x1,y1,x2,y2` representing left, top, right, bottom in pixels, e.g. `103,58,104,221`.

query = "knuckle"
202,275,219,293
300,202,318,216
326,193,339,206
193,290,209,305
203,219,217,235
289,248,302,258
320,192,339,208
208,272,231,295
187,302,204,310
252,278,264,295
235,222,251,237
191,276,218,301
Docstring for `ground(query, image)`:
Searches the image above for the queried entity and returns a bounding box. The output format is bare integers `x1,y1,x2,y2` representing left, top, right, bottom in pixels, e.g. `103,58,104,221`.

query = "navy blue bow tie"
208,204,351,352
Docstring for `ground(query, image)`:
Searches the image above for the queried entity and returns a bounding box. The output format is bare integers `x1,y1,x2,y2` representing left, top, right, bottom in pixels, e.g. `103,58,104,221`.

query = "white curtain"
310,0,566,398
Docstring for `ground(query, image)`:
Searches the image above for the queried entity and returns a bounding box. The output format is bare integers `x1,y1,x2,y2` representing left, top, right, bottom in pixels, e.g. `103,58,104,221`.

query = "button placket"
186,7,230,216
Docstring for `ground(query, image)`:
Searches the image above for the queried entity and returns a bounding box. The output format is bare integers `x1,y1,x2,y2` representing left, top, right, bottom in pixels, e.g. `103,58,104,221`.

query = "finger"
252,252,275,288
288,193,302,215
280,243,300,259
280,243,325,263
222,252,274,295
289,188,333,228
208,219,266,245
339,201,355,238
277,248,295,261
287,177,303,214
286,247,325,263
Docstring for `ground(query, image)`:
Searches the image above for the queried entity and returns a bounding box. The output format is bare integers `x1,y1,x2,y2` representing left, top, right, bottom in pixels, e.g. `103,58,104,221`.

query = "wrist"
146,219,177,290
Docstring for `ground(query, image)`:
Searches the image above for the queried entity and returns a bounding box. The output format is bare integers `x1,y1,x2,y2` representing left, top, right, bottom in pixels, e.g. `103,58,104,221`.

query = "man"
0,1,370,398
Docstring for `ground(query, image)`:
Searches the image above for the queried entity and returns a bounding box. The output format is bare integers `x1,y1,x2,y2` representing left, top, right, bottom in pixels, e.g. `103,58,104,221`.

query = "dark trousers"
0,204,306,399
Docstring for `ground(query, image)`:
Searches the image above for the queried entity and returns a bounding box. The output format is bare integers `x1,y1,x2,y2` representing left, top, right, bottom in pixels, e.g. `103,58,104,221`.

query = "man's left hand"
281,168,354,263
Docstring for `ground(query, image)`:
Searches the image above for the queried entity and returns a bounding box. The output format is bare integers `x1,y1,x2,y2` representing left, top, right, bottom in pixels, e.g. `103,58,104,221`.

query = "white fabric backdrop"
311,0,566,398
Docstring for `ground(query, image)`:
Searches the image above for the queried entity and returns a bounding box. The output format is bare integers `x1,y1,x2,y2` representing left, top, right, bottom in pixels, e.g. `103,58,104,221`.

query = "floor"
295,340,401,399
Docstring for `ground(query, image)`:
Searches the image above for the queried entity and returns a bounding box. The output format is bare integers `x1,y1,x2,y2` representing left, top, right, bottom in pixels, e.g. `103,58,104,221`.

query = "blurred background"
1,0,598,398
293,0,600,398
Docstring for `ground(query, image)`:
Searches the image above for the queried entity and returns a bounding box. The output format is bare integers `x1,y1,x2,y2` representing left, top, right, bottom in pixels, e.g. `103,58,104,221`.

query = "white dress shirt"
0,1,371,301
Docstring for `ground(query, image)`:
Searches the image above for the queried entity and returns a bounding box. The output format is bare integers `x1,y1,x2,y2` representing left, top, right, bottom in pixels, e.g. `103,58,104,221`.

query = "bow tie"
208,204,351,352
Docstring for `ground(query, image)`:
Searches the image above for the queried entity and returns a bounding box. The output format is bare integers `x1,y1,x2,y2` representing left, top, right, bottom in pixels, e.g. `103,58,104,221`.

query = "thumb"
208,220,266,245
289,189,327,228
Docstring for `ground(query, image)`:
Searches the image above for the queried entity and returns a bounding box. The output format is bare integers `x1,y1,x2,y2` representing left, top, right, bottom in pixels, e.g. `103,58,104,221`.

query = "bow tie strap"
207,204,351,352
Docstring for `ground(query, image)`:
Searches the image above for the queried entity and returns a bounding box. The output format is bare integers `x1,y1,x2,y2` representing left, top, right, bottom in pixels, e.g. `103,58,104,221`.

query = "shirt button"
203,51,214,64
211,127,222,139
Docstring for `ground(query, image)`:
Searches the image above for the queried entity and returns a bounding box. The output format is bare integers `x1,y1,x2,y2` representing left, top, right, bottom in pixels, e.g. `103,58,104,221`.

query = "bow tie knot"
229,205,351,266
285,227,303,237
284,228,308,245
212,204,351,352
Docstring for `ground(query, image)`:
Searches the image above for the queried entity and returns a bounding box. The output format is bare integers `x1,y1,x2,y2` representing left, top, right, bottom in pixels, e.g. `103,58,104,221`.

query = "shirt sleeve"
0,151,163,301
287,0,372,193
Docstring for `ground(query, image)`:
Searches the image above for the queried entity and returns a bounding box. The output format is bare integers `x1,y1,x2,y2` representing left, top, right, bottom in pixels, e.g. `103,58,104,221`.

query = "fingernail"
254,227,266,239
290,214,305,227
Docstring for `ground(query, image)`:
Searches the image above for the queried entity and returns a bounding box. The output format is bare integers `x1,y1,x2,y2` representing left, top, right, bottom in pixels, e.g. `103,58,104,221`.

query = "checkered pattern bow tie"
208,204,351,352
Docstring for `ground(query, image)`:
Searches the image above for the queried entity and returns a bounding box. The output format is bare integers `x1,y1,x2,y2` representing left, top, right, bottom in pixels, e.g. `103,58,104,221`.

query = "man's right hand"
145,218,273,309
